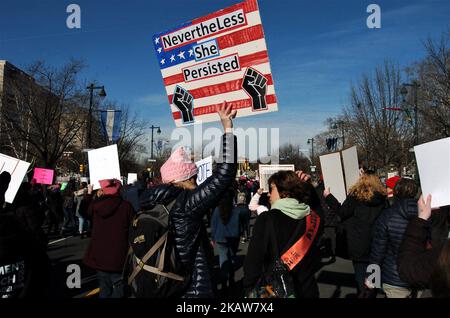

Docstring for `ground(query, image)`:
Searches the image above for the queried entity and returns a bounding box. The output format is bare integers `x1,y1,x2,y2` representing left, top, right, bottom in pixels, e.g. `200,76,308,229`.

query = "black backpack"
123,199,190,298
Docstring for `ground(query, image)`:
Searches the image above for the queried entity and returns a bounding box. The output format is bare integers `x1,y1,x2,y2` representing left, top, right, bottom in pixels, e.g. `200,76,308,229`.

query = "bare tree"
279,143,311,171
1,59,88,168
342,61,412,172
409,31,450,139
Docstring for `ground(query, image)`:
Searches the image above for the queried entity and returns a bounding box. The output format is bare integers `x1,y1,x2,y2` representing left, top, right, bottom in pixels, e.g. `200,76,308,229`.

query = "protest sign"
341,146,360,193
33,168,54,185
60,182,68,191
414,137,450,208
127,173,138,185
258,164,295,192
153,0,278,127
196,156,213,185
0,153,31,204
88,144,121,190
320,152,347,204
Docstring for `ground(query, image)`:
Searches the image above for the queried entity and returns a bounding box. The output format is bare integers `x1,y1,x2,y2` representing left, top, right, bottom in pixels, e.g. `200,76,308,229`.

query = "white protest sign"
258,164,295,193
88,144,121,190
127,173,138,185
414,137,450,208
196,156,213,185
342,146,360,193
320,152,347,204
0,153,31,204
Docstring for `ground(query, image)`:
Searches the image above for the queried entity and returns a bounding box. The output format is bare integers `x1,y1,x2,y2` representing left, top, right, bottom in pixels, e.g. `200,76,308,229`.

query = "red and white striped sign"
153,0,278,127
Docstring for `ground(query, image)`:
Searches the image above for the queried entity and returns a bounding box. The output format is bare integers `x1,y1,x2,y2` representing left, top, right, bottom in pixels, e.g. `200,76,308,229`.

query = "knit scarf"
271,198,310,220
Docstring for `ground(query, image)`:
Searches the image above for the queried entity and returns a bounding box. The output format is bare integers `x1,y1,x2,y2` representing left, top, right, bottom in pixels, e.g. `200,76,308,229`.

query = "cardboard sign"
88,144,121,190
320,152,347,204
196,156,213,185
32,168,54,185
127,173,138,185
0,153,31,204
341,146,360,193
258,164,295,192
153,0,278,127
414,137,450,208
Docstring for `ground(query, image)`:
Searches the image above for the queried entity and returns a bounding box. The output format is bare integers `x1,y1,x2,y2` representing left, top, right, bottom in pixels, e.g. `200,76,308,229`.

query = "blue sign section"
193,39,220,62
153,22,200,70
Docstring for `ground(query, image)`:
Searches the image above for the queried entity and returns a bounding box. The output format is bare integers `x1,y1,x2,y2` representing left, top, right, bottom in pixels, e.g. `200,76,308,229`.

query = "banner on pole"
100,110,122,143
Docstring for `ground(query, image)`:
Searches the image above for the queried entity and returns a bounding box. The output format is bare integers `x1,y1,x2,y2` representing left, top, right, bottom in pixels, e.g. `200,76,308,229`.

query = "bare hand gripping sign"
153,0,278,126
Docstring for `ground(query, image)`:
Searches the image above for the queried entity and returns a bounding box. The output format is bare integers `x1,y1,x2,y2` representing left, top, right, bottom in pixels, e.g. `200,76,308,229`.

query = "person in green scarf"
244,170,322,298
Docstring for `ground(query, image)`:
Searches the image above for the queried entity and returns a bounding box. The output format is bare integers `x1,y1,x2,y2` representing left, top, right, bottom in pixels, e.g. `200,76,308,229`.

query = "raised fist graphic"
172,86,194,124
242,67,268,111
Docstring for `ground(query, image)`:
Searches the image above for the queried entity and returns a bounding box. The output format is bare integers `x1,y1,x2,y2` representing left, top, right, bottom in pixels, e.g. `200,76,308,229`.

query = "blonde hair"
348,174,386,202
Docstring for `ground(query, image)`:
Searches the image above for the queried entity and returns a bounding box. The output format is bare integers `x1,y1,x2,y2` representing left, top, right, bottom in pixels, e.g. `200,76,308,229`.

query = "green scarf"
271,198,310,220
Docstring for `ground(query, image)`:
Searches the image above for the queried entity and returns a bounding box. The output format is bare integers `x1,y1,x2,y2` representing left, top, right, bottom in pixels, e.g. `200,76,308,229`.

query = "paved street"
46,218,360,298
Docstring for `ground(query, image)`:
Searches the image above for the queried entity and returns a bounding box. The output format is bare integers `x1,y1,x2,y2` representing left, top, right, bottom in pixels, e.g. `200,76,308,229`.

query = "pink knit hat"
99,179,122,195
160,147,198,184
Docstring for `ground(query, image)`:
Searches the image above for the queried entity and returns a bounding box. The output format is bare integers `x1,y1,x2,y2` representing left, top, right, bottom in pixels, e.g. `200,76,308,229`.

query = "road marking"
48,236,73,245
85,288,100,297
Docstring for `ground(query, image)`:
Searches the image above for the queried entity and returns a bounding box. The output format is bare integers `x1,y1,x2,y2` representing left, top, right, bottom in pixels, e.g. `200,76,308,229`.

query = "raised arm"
184,102,238,219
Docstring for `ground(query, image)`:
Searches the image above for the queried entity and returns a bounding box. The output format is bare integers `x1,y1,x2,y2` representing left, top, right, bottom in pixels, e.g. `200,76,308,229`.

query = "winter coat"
83,195,135,272
397,208,449,289
211,207,241,242
326,192,387,262
243,208,321,298
0,213,50,298
369,198,418,287
139,133,237,298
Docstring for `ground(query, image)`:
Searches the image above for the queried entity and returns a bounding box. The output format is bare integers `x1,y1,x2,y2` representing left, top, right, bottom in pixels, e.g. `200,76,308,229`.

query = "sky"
0,0,449,155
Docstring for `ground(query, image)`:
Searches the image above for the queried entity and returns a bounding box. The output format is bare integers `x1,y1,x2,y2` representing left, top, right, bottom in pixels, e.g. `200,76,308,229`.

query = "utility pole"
86,83,106,149
150,125,161,159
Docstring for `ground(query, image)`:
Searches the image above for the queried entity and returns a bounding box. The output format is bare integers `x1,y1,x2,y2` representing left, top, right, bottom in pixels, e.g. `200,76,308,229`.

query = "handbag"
246,219,296,298
246,211,321,298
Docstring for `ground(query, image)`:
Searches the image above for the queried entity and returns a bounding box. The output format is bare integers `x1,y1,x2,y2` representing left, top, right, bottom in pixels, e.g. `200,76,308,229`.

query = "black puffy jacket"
327,193,388,262
369,198,417,287
140,133,237,298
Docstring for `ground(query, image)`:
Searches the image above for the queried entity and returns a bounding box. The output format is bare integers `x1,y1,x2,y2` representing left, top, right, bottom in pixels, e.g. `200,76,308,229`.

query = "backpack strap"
127,198,178,285
127,232,168,285
135,256,184,281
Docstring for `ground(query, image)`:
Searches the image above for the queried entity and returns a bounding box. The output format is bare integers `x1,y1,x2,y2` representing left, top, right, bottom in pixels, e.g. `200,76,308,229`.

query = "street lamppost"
150,125,161,159
307,138,315,162
86,83,106,149
400,81,420,146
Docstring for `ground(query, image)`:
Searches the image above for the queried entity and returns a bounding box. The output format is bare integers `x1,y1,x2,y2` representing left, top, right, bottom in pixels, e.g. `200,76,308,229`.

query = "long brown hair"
348,174,386,202
268,171,309,203
218,187,235,225
430,240,450,298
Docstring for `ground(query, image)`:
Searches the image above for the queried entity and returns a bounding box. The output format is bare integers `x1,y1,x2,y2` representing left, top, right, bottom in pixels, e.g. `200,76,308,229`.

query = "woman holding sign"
139,102,237,298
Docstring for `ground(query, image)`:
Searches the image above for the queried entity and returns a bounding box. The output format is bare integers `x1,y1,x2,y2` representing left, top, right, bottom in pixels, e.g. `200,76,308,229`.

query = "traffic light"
80,164,84,173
